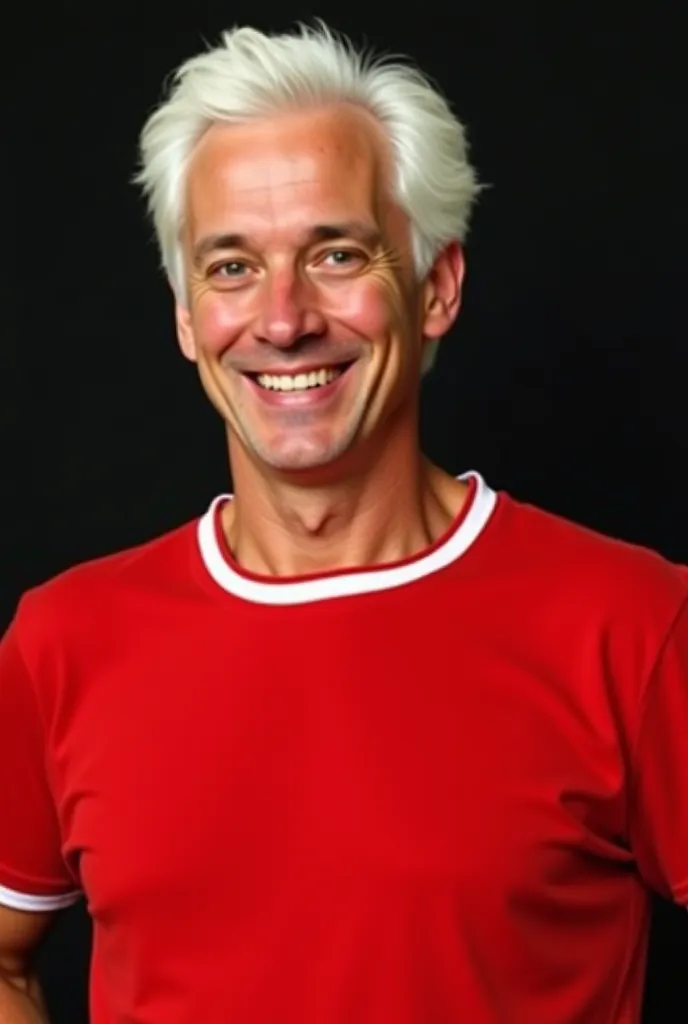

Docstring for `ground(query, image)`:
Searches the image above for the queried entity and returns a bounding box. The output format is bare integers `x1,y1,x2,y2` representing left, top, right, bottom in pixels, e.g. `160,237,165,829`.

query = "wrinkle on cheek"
189,277,214,303
365,258,410,330
188,269,236,318
186,282,249,357
318,275,405,343
314,245,409,322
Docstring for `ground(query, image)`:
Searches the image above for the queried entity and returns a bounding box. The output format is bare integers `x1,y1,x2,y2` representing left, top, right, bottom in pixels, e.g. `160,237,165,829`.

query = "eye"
320,249,365,269
211,260,249,278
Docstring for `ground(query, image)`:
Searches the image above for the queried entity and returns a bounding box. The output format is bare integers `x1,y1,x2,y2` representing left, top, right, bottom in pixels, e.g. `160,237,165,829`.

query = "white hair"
135,22,483,372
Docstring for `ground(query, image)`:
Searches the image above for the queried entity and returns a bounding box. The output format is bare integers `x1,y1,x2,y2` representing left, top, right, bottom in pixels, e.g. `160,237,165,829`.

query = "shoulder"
11,515,204,656
489,488,688,638
472,488,688,746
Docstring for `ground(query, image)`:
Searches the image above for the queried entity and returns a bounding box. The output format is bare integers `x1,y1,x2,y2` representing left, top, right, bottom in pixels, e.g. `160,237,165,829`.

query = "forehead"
184,106,394,238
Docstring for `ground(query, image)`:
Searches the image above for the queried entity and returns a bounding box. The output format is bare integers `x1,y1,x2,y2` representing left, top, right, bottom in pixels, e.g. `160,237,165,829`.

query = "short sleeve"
0,618,80,911
629,597,688,903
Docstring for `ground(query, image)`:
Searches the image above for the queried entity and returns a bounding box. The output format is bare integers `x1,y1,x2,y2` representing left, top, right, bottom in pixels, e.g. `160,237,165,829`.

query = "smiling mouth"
246,363,354,393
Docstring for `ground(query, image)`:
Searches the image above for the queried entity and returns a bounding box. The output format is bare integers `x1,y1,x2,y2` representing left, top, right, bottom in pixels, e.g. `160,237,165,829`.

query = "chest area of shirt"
50,627,630,925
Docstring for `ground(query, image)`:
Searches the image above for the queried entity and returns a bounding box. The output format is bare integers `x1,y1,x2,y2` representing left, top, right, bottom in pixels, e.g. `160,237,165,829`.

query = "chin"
247,432,360,475
256,449,345,474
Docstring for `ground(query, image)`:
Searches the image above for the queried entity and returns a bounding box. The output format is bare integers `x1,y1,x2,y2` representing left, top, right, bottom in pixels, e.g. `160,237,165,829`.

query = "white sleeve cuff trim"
0,882,81,911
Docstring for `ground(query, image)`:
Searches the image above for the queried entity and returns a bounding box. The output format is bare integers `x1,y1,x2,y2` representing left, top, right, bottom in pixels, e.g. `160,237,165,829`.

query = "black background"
3,1,687,1020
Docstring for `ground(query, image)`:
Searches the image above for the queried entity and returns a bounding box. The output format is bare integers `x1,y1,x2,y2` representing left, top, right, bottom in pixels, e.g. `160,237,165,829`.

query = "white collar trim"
197,471,497,606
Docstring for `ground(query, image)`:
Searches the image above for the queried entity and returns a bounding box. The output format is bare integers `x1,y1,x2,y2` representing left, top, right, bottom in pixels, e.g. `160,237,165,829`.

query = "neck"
222,425,469,577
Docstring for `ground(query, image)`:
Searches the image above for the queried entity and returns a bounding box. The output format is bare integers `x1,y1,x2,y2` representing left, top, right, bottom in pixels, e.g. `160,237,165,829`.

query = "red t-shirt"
1,472,687,1024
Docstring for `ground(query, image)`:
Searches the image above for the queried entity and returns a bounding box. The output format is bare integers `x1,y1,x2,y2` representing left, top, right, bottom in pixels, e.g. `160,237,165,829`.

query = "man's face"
176,105,461,475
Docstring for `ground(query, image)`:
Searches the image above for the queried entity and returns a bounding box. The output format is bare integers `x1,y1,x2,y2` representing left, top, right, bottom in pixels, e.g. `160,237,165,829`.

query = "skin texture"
0,904,53,1021
175,104,468,576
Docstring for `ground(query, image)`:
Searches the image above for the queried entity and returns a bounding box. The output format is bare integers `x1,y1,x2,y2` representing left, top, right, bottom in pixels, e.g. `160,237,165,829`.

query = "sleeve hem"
673,880,688,906
0,882,81,912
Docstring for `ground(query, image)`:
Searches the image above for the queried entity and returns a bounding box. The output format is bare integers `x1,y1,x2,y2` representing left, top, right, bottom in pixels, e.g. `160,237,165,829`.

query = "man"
1,21,686,1024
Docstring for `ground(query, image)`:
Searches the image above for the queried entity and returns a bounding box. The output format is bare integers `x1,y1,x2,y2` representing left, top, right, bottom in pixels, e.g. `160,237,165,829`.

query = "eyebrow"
192,221,381,265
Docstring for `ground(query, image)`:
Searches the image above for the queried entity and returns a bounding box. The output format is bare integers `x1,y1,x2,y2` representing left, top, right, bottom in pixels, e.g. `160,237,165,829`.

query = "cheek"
191,292,248,357
328,277,405,338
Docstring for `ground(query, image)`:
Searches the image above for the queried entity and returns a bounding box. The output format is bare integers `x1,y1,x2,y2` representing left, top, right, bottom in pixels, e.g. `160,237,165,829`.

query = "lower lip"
244,367,352,407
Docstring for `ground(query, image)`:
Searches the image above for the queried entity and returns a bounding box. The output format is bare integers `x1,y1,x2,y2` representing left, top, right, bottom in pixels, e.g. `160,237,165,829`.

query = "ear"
421,241,465,340
174,298,198,363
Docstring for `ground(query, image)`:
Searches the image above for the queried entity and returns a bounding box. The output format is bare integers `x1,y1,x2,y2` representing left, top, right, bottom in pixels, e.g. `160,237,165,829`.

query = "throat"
220,464,467,579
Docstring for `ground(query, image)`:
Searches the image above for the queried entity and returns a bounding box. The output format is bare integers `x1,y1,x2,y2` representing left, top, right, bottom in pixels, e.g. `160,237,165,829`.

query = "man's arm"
0,904,56,1022
629,590,688,903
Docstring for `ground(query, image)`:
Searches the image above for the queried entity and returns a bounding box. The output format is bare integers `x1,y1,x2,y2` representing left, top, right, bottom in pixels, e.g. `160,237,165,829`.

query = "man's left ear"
421,241,465,340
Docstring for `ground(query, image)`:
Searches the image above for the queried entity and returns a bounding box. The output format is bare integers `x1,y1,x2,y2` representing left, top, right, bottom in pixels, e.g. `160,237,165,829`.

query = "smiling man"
176,98,468,573
1,22,688,1024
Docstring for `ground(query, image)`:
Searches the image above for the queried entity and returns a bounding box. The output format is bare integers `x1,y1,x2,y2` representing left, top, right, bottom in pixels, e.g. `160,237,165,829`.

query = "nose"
253,270,327,349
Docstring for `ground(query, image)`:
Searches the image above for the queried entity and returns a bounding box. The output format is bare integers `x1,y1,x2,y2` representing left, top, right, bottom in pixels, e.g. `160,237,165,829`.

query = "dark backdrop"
3,2,687,1021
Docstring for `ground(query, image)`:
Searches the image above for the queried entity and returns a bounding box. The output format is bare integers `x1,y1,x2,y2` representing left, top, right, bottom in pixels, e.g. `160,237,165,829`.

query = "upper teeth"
256,367,341,391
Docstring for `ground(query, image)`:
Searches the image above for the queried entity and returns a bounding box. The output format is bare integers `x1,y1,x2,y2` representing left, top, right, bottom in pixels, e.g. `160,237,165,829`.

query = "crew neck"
196,471,498,606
